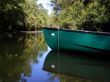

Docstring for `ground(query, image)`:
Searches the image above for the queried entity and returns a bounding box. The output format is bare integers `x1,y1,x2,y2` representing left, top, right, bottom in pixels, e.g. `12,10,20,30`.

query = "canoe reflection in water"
43,50,110,82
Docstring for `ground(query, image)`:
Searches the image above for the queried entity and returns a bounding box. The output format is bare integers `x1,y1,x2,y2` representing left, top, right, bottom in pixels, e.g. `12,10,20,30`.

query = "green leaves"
0,0,48,31
51,0,110,32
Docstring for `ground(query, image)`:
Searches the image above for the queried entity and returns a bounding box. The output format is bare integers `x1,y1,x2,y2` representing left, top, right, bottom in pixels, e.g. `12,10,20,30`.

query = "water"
0,32,59,82
0,32,110,82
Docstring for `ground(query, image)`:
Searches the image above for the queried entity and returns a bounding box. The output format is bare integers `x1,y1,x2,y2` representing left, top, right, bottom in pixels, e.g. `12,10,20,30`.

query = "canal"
0,32,110,82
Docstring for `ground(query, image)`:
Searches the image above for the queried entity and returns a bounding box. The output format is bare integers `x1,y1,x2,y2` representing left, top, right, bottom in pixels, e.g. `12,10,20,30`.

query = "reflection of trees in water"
58,74,97,82
48,73,100,82
36,33,47,52
0,32,47,82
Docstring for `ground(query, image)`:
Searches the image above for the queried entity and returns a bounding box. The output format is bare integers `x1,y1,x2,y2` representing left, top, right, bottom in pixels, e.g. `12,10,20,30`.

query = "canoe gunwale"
43,27,110,36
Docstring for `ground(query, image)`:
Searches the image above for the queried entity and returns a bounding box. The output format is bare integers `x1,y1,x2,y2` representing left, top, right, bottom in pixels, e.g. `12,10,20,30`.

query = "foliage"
0,0,25,31
51,0,110,32
0,0,49,31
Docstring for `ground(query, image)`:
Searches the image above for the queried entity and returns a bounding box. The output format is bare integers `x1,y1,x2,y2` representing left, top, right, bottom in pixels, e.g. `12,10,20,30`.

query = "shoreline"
20,31,43,33
0,31,43,34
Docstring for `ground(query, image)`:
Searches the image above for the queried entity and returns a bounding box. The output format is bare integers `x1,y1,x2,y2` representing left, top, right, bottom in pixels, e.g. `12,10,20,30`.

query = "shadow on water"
0,32,47,82
43,50,110,82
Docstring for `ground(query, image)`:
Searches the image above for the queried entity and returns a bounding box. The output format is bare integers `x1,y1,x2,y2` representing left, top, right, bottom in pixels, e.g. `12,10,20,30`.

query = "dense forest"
0,0,110,32
51,0,110,32
0,0,49,31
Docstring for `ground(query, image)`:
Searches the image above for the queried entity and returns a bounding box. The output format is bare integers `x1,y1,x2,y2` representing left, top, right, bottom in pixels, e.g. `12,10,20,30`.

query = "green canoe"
43,50,110,82
43,28,110,54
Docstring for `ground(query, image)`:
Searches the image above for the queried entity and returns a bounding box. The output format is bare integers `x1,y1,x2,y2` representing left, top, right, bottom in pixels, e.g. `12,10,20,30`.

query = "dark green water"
0,32,110,82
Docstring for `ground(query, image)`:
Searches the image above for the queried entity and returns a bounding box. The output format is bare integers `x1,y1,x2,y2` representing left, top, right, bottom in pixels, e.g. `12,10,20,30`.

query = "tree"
0,0,49,31
0,0,25,31
50,0,110,32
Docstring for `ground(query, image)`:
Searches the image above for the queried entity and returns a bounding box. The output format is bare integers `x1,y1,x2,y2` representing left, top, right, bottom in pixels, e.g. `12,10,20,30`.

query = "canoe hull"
43,28,110,54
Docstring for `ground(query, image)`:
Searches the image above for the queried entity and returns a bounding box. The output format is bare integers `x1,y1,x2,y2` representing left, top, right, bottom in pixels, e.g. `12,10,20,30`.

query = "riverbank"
20,31,43,34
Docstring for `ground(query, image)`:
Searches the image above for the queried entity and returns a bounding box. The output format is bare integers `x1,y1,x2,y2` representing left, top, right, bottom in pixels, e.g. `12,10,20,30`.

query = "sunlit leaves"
50,0,110,31
0,0,48,31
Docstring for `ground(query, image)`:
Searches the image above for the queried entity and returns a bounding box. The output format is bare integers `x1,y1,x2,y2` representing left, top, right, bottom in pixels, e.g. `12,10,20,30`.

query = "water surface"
0,32,110,82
